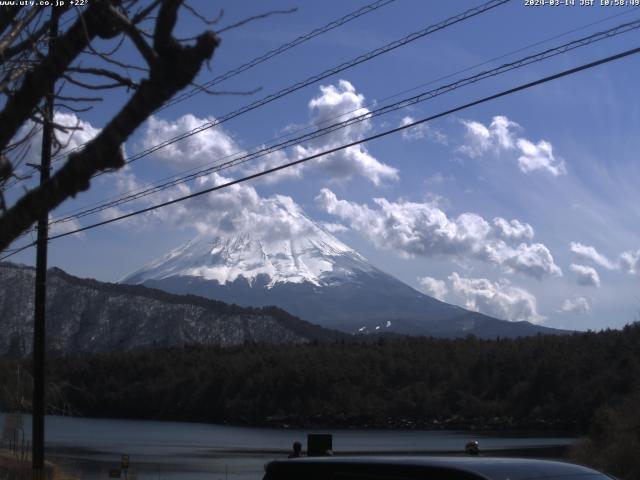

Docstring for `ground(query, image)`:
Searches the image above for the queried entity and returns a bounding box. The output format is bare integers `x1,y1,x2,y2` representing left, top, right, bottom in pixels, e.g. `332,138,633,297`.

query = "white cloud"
142,81,397,186
448,272,544,324
619,248,639,275
321,222,349,234
516,138,566,176
570,263,601,287
316,188,562,279
13,112,101,167
559,297,591,314
424,172,449,185
482,241,562,279
458,115,519,157
48,214,84,238
417,276,448,301
317,187,490,257
493,217,534,241
104,170,324,244
458,115,566,176
570,242,617,270
400,116,447,144
141,114,238,170
291,80,398,185
160,174,309,238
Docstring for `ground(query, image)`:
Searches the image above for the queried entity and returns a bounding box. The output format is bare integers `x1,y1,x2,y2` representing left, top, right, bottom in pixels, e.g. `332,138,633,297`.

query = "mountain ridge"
122,200,569,338
0,262,347,358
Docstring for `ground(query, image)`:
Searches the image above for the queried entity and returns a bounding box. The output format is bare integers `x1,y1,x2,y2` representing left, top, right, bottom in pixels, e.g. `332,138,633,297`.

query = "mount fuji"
122,202,563,338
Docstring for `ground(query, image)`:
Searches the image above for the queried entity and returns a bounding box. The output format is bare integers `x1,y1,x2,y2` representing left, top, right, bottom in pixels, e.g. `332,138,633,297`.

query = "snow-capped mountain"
124,223,376,289
123,205,565,338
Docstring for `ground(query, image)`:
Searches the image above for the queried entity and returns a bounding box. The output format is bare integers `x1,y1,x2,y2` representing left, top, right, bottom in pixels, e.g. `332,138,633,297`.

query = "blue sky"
6,0,640,331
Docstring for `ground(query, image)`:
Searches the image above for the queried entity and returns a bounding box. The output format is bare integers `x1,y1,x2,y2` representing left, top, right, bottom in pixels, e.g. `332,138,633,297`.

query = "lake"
0,413,576,480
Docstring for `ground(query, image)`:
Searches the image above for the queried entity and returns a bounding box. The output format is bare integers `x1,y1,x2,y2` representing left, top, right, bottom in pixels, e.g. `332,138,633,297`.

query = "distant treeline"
1,324,640,431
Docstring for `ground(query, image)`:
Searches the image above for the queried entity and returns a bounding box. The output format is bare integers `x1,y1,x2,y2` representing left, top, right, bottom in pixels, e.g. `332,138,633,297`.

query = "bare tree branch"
0,154,12,183
0,6,20,38
82,46,149,73
68,67,138,89
0,1,124,155
216,8,297,35
62,73,132,90
131,0,162,24
107,5,158,65
0,7,40,58
5,119,37,146
54,103,95,114
2,20,50,62
0,60,32,93
0,3,220,250
183,2,223,26
56,94,103,102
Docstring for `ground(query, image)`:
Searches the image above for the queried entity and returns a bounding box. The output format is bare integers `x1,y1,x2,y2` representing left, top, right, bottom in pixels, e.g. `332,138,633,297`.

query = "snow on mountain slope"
122,198,567,338
123,204,376,288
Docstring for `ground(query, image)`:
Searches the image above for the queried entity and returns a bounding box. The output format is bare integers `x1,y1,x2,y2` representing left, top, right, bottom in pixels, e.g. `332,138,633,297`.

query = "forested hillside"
0,262,346,357
2,324,639,431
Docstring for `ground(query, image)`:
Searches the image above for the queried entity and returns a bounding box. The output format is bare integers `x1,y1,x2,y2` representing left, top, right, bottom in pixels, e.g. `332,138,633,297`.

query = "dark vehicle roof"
264,456,612,480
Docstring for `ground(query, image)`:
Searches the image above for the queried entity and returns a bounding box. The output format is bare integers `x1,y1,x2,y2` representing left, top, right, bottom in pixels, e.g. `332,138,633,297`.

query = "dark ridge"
0,261,349,343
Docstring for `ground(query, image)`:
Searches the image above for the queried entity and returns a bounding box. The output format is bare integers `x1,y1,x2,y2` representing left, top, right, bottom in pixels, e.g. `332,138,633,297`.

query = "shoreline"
48,444,571,459
2,411,583,435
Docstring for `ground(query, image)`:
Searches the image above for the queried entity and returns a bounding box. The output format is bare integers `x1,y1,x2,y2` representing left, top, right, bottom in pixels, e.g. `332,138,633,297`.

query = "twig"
62,73,133,90
54,102,95,113
216,8,297,34
183,2,224,26
68,66,138,89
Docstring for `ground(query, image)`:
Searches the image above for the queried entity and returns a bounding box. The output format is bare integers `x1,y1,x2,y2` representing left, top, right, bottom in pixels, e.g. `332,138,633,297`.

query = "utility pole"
32,7,58,480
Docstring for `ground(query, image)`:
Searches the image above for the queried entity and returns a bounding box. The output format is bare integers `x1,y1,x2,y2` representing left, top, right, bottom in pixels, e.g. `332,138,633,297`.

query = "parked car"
264,456,614,480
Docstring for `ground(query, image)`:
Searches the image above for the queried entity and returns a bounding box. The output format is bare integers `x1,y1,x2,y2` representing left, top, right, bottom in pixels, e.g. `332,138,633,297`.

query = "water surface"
0,413,575,480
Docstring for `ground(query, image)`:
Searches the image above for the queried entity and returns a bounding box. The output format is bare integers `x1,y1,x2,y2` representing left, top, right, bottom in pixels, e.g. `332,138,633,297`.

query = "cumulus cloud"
620,249,640,275
458,115,519,157
48,215,84,238
141,81,397,186
448,272,544,324
316,188,561,279
559,297,591,314
400,116,447,144
482,241,561,279
13,112,101,168
570,242,617,270
417,276,448,301
458,115,566,176
493,217,534,241
291,80,398,185
321,222,349,233
141,114,238,170
102,169,328,245
516,138,566,176
569,242,640,276
570,263,600,287
157,174,312,238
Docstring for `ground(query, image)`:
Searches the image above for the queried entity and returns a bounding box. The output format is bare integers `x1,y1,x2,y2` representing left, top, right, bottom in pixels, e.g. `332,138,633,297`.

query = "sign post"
307,434,333,457
121,454,129,480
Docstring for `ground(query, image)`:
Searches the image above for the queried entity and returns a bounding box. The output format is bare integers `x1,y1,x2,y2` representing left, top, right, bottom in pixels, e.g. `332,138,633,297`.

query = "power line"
28,4,638,206
45,7,638,225
159,0,397,112
45,18,640,227
51,0,511,165
3,43,637,260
